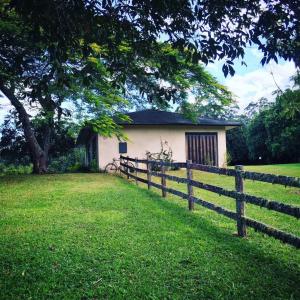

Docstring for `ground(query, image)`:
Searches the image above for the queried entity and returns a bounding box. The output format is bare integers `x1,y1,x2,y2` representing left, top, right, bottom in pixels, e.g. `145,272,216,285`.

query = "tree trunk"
33,152,48,174
0,83,49,174
38,125,52,174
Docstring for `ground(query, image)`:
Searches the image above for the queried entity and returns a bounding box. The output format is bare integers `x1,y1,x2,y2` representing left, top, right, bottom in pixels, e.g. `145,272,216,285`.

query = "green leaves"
83,114,128,140
236,72,300,164
4,0,298,167
6,0,300,78
222,63,235,78
222,65,228,78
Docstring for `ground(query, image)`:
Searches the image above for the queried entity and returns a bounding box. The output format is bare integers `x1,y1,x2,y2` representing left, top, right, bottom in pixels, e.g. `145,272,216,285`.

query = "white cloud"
224,61,297,110
0,93,12,123
250,48,261,59
206,59,225,73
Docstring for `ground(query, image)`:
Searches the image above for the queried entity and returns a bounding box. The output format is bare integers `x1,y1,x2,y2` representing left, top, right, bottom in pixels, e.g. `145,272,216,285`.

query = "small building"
77,109,240,170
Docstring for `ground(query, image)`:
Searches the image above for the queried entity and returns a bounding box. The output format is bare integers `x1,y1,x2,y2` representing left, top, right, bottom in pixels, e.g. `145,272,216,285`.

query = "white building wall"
98,125,227,170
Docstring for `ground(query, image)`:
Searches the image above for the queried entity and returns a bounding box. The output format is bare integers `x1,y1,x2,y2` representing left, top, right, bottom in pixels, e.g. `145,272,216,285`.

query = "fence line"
139,167,300,219
121,156,300,188
119,155,300,248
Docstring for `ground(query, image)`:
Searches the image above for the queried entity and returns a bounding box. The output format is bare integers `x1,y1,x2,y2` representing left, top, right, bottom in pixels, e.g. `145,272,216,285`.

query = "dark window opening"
119,142,127,154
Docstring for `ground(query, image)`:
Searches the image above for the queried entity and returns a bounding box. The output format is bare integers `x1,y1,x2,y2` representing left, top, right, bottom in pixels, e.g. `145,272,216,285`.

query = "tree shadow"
124,183,300,297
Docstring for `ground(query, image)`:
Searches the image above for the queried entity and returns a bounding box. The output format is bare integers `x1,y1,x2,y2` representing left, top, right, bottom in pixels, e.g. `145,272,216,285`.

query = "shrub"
0,163,32,176
146,140,179,171
48,147,86,173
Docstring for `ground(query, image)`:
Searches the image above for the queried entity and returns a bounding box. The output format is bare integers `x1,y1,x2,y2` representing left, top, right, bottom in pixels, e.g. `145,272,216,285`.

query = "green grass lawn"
1,164,300,299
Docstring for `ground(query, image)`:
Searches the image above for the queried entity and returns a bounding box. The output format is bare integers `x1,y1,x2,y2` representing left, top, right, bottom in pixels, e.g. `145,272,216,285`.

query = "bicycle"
104,157,135,174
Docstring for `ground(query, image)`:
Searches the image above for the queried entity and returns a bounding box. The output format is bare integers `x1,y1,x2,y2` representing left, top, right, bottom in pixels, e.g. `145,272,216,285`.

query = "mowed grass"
0,164,299,299
145,163,300,236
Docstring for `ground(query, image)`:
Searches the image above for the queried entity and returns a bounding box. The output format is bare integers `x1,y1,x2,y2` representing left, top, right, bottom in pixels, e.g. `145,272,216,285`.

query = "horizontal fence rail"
242,171,300,188
120,156,300,188
120,162,147,174
244,217,300,247
119,155,300,248
189,163,300,188
143,169,300,219
188,179,300,219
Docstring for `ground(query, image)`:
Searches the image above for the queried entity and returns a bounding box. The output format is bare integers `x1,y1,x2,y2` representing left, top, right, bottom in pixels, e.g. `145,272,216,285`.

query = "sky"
0,47,297,125
206,47,297,111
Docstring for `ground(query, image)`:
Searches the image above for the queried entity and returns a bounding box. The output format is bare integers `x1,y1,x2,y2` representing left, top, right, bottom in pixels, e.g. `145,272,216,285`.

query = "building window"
119,142,127,154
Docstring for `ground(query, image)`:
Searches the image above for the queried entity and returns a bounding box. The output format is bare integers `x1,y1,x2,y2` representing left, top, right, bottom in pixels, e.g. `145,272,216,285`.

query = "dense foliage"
0,113,79,167
0,1,234,173
1,0,299,172
227,73,300,165
9,0,300,70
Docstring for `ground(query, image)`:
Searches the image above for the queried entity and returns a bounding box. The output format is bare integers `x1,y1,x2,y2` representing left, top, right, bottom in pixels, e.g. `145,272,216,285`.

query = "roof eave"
117,122,241,127
225,124,241,130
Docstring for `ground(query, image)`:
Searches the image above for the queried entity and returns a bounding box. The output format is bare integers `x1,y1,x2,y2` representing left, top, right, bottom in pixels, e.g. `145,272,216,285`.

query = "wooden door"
186,133,218,166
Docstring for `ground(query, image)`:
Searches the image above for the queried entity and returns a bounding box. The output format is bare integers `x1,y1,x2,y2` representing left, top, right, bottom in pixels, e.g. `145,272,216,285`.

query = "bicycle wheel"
105,163,118,174
127,162,135,173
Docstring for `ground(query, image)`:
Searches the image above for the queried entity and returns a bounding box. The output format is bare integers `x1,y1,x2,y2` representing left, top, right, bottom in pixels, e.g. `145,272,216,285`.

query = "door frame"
185,132,218,166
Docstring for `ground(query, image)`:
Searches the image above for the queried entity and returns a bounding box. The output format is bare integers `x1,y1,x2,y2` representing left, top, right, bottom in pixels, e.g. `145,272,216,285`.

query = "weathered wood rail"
120,155,300,248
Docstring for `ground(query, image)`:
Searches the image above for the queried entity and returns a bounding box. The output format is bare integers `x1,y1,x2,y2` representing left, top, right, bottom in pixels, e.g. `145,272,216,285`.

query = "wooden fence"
119,155,300,249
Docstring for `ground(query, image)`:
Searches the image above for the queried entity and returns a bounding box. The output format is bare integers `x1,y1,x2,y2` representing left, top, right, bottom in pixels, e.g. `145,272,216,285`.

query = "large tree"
9,0,300,70
0,6,128,172
1,0,299,173
0,4,232,172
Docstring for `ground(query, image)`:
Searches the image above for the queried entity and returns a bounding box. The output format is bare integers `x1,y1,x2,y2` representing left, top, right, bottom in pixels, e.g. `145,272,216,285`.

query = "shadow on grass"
121,179,300,294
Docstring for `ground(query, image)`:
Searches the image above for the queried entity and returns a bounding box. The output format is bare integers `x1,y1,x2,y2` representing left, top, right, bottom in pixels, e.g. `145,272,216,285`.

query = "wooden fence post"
126,156,129,179
120,156,124,174
147,153,152,190
235,165,247,237
135,157,138,185
186,160,194,211
161,163,167,197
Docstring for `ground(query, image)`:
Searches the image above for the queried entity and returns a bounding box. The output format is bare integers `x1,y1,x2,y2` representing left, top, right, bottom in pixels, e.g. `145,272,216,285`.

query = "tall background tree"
226,73,300,165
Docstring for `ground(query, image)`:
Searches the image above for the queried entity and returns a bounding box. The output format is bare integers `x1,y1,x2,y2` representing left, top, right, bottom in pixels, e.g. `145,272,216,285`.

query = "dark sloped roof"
117,109,241,126
77,109,241,144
